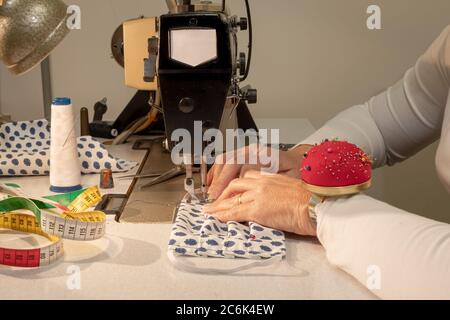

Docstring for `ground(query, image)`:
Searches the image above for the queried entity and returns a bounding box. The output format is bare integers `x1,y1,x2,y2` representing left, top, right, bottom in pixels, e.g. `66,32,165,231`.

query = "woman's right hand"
207,144,312,200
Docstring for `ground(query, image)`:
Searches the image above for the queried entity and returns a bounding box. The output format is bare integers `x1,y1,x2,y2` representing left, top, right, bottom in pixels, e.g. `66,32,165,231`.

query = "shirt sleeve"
436,92,450,193
300,25,450,168
316,194,450,300
303,26,450,300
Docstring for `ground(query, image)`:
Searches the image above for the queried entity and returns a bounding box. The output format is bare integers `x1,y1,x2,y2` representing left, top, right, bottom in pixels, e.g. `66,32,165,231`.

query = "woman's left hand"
204,171,317,237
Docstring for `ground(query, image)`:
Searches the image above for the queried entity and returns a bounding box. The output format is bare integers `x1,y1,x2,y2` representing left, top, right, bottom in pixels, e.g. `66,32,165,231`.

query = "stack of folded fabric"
0,119,138,176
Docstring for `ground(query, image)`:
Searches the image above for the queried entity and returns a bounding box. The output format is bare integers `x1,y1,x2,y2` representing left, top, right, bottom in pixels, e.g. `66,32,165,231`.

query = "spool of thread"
50,97,82,193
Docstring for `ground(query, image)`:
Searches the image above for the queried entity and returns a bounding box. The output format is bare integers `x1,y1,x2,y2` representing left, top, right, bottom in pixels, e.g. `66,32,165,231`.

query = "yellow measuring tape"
0,186,106,268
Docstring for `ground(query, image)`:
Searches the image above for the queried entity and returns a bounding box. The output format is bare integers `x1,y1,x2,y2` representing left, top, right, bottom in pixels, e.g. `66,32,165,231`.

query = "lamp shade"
0,0,70,75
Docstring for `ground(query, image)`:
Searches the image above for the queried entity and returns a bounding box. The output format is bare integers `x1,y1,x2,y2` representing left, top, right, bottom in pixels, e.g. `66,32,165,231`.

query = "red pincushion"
301,140,372,192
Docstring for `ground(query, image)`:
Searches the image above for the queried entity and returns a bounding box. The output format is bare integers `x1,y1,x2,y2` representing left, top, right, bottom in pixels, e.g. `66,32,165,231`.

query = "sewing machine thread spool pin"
80,107,91,136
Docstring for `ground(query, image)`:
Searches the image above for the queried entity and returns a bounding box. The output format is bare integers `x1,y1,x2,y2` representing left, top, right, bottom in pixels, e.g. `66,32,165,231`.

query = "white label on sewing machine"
170,29,217,67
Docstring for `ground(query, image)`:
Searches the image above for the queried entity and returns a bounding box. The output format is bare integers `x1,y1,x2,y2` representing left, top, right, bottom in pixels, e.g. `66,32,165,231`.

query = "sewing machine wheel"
111,24,124,67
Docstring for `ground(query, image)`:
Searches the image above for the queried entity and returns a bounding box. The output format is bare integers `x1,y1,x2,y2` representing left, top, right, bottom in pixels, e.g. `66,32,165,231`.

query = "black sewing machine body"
158,12,234,151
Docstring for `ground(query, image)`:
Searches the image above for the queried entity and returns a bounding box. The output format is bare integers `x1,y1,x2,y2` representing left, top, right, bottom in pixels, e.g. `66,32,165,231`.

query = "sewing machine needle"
201,156,208,197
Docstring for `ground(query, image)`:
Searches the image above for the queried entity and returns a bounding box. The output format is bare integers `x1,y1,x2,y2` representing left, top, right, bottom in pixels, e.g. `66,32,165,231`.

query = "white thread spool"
50,97,82,193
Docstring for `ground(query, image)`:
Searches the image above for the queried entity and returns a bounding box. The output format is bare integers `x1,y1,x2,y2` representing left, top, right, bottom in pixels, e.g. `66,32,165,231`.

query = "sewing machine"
117,0,258,203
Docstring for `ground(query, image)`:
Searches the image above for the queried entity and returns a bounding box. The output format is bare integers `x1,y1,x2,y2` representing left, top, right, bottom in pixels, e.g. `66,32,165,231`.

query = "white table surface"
0,137,376,300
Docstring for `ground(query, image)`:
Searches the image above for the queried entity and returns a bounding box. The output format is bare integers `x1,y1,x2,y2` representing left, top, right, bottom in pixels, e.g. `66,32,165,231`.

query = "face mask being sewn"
168,200,287,261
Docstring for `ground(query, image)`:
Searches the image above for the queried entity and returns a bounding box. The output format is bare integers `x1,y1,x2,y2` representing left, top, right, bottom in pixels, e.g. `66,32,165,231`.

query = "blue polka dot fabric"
168,200,286,260
0,119,138,176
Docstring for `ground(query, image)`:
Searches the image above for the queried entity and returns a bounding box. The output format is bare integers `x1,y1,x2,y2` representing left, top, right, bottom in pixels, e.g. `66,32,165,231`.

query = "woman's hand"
204,171,316,237
207,144,312,200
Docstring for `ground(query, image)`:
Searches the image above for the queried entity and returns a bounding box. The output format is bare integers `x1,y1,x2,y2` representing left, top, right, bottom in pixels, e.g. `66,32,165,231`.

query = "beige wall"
1,0,449,221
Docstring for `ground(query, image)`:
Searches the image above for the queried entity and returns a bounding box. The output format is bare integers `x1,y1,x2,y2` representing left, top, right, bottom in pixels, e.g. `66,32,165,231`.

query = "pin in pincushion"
300,140,372,197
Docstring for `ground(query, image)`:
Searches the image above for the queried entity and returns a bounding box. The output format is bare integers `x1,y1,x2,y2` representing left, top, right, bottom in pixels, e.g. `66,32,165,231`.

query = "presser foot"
184,177,211,205
184,192,212,205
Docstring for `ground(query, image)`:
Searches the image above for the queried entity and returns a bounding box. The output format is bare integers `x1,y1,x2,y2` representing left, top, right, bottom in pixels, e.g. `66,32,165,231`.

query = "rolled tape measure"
41,210,105,241
0,213,63,268
0,185,106,268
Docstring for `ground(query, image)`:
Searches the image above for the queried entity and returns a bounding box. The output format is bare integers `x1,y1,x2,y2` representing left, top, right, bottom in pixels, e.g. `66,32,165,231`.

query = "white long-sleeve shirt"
301,26,450,299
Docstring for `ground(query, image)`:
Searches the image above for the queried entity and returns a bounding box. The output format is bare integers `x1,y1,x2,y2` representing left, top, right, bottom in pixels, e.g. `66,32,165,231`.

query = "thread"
50,97,82,193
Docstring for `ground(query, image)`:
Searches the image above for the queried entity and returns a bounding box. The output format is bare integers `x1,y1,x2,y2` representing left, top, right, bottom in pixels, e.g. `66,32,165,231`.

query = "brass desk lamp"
0,0,71,118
